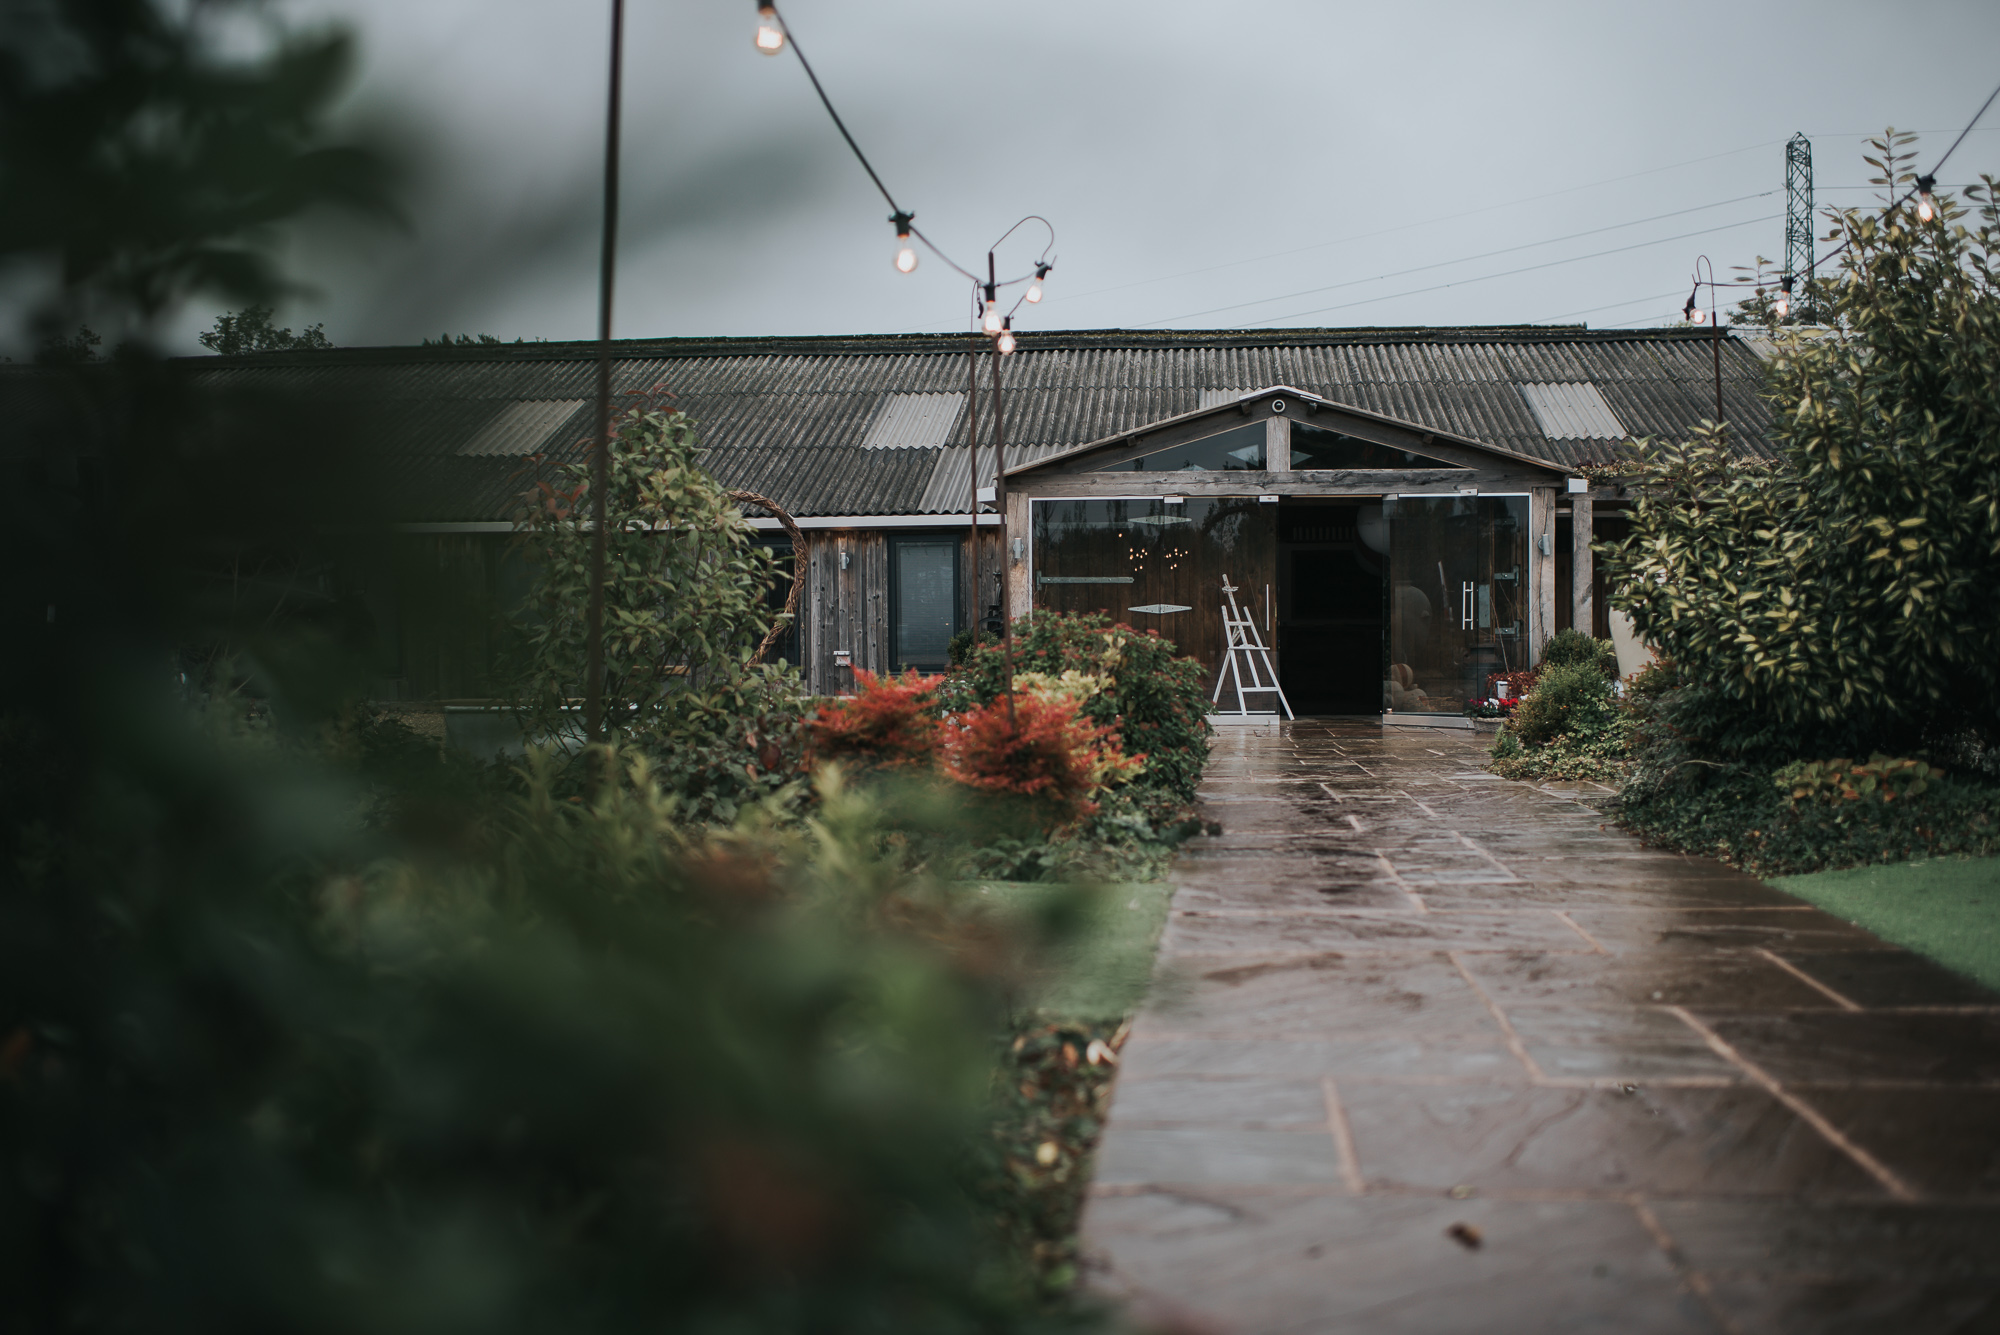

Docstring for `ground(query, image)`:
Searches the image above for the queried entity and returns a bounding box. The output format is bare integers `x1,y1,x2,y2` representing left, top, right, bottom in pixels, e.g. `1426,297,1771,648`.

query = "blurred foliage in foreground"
1,1,1143,1328
3,698,1118,1330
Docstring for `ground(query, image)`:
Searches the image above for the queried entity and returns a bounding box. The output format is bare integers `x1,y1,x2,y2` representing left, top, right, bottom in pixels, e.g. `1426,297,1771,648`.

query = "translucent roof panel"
1518,382,1626,441
861,392,965,449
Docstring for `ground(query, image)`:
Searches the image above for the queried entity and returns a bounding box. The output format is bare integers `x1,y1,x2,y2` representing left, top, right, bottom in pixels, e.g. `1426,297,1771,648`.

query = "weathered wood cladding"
793,527,999,695
391,532,522,700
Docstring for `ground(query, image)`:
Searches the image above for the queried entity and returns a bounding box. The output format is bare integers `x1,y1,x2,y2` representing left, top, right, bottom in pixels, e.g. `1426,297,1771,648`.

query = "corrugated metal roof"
1518,382,1626,440
860,392,965,448
457,398,587,456
1198,388,1247,409
6,327,1773,520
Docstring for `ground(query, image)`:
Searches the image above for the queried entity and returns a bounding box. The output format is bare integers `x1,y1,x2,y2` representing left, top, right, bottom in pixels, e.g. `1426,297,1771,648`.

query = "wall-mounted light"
839,549,850,570
1567,477,1589,494
1010,538,1025,564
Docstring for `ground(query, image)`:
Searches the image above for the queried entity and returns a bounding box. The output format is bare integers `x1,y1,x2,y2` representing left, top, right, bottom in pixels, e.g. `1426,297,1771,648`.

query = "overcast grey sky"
170,0,2000,351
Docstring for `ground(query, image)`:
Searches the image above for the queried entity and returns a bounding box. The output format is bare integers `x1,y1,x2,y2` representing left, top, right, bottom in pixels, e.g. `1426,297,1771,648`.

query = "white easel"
1212,575,1293,720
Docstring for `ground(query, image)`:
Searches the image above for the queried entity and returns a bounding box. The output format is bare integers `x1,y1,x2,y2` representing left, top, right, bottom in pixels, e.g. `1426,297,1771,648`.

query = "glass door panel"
1030,497,1276,688
1386,495,1529,714
890,536,959,671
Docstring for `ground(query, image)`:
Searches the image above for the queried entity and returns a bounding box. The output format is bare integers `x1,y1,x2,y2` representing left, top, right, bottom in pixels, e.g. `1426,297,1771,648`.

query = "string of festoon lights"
1683,78,2000,326
754,2,1055,354
757,1,1057,716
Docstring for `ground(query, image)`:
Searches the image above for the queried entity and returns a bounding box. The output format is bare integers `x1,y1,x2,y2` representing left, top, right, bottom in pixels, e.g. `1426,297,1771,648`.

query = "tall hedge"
1606,135,2000,760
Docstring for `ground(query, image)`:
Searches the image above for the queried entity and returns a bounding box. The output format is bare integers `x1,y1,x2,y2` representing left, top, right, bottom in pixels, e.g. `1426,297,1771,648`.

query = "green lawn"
973,880,1175,1021
1769,855,2000,992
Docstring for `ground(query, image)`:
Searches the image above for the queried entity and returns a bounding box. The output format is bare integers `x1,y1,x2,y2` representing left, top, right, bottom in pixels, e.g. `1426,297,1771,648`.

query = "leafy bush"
1777,753,1944,806
1617,759,2000,877
512,399,808,819
1604,135,2000,762
947,614,1210,804
1509,662,1618,748
807,669,942,771
1487,652,1633,783
1538,628,1619,678
944,695,1142,829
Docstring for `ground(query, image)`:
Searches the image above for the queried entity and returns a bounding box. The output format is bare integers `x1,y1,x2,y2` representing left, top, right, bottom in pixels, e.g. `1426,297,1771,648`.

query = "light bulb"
755,5,784,54
895,238,918,273
982,300,1002,335
1689,306,1707,325
997,320,1016,354
1915,174,1937,223
1773,291,1790,318
1025,263,1049,303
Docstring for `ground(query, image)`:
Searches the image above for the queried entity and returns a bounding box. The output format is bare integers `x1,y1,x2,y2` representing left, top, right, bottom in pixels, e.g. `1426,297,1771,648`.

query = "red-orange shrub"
941,694,1139,826
807,670,942,769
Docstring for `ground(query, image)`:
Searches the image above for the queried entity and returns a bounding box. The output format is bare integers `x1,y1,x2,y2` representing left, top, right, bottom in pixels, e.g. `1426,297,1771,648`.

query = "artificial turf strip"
1769,856,2000,993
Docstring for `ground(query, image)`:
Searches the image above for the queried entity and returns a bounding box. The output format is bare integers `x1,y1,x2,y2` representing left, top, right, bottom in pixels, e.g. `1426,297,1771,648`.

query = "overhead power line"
1050,139,1791,310
1228,214,1778,329
1135,192,1776,328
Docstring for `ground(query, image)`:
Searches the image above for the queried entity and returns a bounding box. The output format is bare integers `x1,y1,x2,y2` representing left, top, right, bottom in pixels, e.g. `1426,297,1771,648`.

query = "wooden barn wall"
392,533,520,701
795,527,998,696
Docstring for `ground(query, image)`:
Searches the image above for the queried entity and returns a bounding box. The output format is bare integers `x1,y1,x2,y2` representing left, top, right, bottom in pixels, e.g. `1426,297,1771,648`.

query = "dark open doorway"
1276,500,1386,715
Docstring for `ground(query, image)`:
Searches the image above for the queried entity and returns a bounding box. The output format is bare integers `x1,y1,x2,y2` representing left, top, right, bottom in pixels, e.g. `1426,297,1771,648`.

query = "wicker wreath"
726,489,806,666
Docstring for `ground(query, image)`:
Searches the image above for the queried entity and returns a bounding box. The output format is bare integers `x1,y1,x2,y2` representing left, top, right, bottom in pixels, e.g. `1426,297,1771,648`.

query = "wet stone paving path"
1082,720,2000,1334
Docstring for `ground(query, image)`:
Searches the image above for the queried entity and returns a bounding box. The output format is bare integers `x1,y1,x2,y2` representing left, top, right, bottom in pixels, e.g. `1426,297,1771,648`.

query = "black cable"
1230,214,1779,330
1138,192,1776,327
1785,79,2000,285
768,2,983,282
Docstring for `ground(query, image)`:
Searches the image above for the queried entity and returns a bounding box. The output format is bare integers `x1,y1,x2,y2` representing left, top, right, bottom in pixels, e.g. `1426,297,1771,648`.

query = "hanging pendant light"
891,212,917,273
1025,262,1051,304
754,4,785,54
1915,173,1937,223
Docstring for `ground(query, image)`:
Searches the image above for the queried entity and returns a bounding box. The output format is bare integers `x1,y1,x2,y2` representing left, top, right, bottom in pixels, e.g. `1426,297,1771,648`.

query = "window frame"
886,532,963,673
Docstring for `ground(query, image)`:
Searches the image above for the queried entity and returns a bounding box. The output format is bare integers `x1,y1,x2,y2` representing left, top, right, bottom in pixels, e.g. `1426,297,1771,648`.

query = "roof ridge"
168,325,1756,366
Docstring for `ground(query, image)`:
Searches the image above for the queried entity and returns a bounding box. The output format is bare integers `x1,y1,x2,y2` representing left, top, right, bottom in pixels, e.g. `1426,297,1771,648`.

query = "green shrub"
1618,759,2000,876
1604,134,2000,760
1539,628,1619,678
944,614,1211,805
1509,661,1617,748
511,400,809,820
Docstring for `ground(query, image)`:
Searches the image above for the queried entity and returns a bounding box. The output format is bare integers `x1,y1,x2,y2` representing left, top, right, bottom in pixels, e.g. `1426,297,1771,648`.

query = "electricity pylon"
1785,133,1814,323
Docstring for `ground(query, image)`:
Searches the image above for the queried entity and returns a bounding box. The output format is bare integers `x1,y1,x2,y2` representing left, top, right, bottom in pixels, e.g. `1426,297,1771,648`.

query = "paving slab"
1081,719,2000,1333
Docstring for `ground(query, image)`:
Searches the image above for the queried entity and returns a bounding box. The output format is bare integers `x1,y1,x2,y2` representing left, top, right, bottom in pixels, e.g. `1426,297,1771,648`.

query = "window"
1094,421,1266,471
1289,421,1466,470
889,535,960,671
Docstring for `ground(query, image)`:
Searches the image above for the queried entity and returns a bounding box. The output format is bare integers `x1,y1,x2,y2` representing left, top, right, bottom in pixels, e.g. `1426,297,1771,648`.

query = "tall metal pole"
986,258,1016,727
964,328,984,650
585,0,625,750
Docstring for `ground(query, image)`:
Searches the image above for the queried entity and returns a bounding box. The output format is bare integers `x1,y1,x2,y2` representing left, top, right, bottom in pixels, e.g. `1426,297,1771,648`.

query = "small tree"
1607,133,2000,761
198,305,332,353
513,398,804,812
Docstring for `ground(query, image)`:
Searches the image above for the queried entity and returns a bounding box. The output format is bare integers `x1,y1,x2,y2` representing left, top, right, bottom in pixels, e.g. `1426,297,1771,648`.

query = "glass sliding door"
1029,497,1276,688
1386,495,1530,715
889,535,960,672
